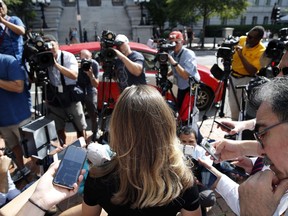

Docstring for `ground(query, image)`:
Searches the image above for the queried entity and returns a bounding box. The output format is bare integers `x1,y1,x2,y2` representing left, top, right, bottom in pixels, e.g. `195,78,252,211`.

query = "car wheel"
196,85,214,111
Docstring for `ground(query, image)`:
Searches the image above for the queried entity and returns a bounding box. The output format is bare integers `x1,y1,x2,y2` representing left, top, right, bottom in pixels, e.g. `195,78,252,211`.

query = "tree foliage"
145,0,168,34
146,0,249,36
166,0,248,27
4,0,36,28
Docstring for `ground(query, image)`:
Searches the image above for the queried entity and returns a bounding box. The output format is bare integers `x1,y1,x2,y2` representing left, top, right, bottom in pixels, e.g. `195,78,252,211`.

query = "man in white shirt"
202,77,288,215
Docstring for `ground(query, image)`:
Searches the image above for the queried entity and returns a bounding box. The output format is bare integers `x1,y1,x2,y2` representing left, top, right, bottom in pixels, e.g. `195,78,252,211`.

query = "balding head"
80,49,92,59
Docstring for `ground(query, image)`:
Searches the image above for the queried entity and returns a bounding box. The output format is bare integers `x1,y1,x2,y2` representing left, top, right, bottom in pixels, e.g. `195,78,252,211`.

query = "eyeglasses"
253,121,288,148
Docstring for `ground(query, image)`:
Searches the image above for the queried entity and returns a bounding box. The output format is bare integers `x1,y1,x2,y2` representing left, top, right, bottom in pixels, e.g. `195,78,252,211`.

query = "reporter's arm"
0,80,24,93
198,158,240,215
114,49,143,76
168,55,190,80
0,17,25,35
54,61,78,80
216,175,240,215
218,119,256,135
213,139,260,162
16,161,85,216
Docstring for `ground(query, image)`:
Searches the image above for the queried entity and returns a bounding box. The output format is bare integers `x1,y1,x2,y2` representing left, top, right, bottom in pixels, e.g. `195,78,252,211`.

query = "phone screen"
53,145,87,189
200,167,218,188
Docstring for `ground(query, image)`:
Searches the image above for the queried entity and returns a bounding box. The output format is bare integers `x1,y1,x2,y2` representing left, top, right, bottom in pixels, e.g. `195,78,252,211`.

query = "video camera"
217,35,239,60
99,30,117,63
98,30,117,78
22,32,54,82
258,38,287,78
153,38,176,95
154,38,176,64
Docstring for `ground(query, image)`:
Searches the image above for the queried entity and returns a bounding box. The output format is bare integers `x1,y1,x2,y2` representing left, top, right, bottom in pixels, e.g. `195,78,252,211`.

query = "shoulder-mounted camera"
217,35,239,60
154,38,176,64
99,30,117,63
22,32,55,83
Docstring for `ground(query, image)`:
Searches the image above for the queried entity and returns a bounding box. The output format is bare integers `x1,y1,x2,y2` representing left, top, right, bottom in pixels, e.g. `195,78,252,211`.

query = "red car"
60,42,223,121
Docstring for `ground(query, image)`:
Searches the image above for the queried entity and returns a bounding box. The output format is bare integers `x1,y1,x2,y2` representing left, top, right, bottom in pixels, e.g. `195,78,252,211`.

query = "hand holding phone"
53,144,87,189
200,138,219,161
214,120,233,132
200,166,218,188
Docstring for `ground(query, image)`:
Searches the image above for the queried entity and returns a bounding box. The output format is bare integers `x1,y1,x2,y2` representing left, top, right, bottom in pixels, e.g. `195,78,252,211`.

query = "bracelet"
172,62,179,67
28,198,48,213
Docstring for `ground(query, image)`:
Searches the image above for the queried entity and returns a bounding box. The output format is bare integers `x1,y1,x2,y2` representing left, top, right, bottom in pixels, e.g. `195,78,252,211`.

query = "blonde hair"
109,85,194,208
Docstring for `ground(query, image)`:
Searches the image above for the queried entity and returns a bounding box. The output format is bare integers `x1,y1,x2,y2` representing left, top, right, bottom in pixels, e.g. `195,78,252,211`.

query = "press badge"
58,85,63,93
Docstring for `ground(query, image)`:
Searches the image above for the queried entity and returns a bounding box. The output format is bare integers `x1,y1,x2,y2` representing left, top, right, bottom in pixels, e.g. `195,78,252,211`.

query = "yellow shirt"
232,36,266,76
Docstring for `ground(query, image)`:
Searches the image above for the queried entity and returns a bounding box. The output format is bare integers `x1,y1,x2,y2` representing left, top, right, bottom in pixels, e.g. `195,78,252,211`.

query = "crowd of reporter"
2,21,288,216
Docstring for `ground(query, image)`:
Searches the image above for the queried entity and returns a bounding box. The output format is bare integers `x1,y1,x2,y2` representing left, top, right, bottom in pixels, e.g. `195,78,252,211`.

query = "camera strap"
60,51,66,86
173,49,184,61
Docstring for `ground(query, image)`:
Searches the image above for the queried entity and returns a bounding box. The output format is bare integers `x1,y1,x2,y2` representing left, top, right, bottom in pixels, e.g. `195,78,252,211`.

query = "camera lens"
157,53,168,64
81,59,92,71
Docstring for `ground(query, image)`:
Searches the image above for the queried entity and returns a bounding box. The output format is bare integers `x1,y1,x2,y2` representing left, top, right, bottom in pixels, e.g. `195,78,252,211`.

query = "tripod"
97,62,116,143
155,63,178,115
187,76,200,127
199,57,233,130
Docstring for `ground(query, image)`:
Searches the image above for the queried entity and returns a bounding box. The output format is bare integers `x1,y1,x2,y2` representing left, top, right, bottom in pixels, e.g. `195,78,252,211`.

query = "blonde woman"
82,85,201,216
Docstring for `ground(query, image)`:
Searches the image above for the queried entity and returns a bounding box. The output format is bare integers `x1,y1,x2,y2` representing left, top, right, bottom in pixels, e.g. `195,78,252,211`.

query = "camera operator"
113,34,146,91
167,31,200,111
42,34,87,145
229,26,266,120
78,49,99,141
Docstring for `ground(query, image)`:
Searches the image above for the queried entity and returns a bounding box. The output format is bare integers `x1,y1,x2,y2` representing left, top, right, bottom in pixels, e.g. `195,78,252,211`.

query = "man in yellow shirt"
229,26,266,120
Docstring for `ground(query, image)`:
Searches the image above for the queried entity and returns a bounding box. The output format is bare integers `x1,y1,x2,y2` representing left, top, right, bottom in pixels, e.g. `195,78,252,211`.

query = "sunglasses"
253,121,288,149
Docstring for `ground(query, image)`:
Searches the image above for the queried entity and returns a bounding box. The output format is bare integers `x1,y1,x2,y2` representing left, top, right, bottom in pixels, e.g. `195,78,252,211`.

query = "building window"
221,18,227,25
240,16,246,25
277,0,282,6
254,0,259,6
266,0,271,6
263,16,269,24
252,16,257,25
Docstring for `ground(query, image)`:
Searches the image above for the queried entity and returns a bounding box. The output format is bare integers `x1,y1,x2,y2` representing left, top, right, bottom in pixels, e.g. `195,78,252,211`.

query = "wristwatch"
172,62,179,67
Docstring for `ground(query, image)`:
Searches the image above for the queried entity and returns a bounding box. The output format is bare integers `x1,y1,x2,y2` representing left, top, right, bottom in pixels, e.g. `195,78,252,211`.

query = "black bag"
45,84,71,107
68,84,85,103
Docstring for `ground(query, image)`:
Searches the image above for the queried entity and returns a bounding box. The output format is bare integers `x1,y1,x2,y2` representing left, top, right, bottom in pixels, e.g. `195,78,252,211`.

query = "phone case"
53,145,87,189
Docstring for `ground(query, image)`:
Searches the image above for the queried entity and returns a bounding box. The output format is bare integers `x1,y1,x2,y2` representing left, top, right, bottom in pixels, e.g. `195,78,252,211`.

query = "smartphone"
214,120,233,131
53,145,87,189
200,138,219,161
56,137,84,161
200,166,218,188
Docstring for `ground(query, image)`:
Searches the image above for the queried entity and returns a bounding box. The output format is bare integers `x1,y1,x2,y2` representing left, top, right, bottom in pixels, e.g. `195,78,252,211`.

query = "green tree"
145,0,168,37
166,0,249,47
5,0,36,29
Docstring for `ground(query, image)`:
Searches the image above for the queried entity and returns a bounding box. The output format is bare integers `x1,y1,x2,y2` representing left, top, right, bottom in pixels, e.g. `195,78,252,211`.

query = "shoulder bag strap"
59,51,66,86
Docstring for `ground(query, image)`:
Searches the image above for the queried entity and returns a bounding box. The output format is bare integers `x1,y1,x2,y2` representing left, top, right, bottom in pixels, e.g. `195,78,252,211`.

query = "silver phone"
200,138,219,161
